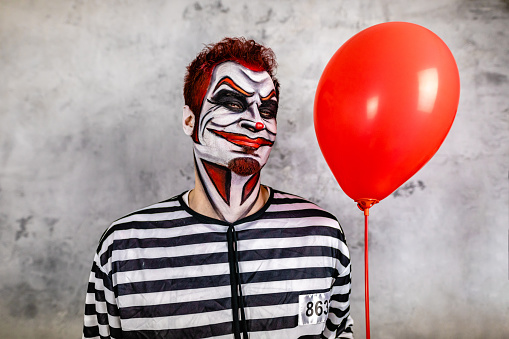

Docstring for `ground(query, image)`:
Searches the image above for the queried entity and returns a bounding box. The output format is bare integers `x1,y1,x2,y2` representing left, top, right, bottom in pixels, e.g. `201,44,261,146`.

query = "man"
83,37,353,339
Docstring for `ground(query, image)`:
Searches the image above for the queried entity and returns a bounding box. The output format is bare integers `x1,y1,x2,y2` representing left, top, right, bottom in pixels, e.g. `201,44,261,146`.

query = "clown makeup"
192,61,278,222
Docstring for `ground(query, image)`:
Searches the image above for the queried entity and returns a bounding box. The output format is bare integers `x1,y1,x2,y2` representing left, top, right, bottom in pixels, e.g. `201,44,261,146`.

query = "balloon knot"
355,199,379,216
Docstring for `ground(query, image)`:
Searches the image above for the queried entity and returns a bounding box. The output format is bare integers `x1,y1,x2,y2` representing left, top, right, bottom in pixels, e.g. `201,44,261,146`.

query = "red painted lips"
211,130,273,149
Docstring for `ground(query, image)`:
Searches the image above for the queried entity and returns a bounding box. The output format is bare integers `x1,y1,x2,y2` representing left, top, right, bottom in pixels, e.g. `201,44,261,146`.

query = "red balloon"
314,22,460,205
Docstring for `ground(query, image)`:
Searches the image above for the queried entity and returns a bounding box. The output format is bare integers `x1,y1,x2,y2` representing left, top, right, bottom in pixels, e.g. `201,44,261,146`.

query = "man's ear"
182,105,195,136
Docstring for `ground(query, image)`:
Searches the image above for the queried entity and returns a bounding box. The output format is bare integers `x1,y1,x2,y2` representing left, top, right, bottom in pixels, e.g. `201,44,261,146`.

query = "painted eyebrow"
261,89,276,101
213,76,254,97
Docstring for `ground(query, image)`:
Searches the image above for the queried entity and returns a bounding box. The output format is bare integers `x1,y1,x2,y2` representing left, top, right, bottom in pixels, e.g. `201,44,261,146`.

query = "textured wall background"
1,0,508,338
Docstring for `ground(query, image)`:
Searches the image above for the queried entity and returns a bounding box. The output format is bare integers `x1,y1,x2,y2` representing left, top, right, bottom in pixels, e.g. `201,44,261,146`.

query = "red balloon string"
364,211,371,339
356,200,376,338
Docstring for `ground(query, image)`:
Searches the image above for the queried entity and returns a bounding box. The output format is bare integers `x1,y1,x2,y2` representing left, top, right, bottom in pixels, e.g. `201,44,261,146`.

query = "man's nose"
240,104,265,132
240,120,265,132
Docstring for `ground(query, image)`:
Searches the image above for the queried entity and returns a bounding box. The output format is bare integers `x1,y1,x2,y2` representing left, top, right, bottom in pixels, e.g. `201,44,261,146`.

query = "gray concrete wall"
0,0,507,338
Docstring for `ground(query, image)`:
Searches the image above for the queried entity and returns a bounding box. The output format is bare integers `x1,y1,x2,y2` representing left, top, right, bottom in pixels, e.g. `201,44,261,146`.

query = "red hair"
183,37,279,142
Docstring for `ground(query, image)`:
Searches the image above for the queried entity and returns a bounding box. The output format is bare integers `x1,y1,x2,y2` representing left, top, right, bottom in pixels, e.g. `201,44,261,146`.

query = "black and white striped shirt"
83,188,354,338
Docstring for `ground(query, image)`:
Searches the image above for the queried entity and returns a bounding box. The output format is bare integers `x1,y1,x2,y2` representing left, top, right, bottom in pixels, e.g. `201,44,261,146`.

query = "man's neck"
188,159,269,223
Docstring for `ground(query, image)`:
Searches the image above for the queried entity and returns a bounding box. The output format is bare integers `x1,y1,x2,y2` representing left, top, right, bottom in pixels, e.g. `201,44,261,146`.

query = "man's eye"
226,102,243,111
258,102,278,119
209,90,248,112
259,109,277,119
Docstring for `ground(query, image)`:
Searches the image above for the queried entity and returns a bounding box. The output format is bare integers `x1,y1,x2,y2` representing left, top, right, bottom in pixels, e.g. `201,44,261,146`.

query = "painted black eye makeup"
208,89,248,113
258,100,278,120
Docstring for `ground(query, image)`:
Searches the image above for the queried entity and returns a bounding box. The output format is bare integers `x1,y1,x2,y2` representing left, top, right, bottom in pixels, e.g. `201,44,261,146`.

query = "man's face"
194,61,278,176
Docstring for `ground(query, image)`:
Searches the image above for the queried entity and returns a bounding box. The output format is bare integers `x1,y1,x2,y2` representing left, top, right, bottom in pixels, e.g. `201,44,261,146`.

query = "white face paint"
194,61,278,175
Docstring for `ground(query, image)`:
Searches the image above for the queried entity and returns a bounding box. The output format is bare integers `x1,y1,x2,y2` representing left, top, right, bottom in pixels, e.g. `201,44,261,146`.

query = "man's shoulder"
269,188,339,222
96,192,188,249
268,188,347,242
113,193,183,224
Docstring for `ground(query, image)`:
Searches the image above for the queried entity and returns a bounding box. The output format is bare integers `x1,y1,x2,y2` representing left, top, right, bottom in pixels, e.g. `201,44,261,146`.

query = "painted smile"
210,129,274,149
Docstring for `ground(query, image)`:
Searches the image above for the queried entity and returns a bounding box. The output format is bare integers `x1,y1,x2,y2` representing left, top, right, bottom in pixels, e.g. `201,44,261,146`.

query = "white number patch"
298,292,331,326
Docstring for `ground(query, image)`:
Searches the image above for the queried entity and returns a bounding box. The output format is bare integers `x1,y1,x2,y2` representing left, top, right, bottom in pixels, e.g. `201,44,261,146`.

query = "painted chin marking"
228,158,261,176
209,129,273,149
